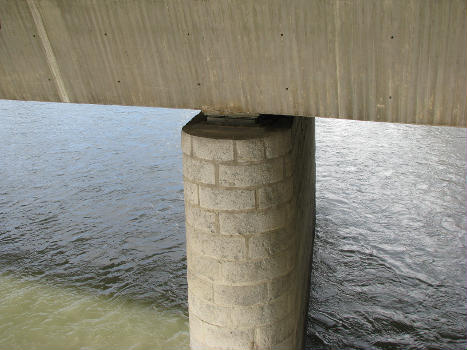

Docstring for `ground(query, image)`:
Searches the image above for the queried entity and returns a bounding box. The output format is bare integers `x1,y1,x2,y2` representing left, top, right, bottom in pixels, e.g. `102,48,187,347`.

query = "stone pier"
182,113,316,349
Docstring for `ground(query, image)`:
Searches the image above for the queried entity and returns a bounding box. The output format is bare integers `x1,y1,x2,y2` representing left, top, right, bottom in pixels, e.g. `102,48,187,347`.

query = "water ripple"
0,101,465,349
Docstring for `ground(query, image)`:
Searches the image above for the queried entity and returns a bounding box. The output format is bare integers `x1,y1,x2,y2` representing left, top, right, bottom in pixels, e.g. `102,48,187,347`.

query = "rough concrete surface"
0,0,465,126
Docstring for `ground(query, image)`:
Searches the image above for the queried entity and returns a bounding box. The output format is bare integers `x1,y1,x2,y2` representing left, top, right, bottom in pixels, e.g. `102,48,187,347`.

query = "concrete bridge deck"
1,0,466,127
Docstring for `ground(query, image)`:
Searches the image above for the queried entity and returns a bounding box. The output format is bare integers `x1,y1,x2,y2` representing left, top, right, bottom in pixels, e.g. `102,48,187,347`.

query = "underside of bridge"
0,0,466,126
1,1,466,349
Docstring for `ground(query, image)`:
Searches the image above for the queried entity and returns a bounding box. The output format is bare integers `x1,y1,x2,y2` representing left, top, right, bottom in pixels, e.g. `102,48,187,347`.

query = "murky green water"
0,100,465,349
0,275,188,349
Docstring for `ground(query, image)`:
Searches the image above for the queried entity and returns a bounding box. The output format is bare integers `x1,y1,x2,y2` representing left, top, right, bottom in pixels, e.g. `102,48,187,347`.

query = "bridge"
1,0,465,349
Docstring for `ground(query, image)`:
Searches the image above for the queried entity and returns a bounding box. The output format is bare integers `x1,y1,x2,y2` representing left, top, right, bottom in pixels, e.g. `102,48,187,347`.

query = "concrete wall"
290,116,316,348
181,113,316,349
0,0,465,127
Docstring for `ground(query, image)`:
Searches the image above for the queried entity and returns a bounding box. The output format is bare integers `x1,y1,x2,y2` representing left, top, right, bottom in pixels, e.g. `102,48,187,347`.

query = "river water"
0,100,465,349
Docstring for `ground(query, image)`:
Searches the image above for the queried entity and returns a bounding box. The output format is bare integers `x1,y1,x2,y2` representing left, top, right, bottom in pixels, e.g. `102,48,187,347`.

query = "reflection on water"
0,100,465,349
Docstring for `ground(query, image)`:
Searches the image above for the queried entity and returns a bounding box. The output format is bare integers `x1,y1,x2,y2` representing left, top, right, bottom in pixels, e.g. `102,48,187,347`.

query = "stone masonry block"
183,154,216,185
187,250,222,282
182,115,315,349
285,201,297,224
185,204,217,233
192,136,234,162
187,270,213,302
257,177,293,209
189,291,231,327
230,293,289,328
288,292,298,318
190,337,214,350
249,227,294,259
264,130,292,159
189,314,255,349
222,250,291,283
219,158,283,187
213,282,268,306
199,186,255,211
269,271,294,300
235,139,265,162
184,180,198,205
285,156,294,177
186,224,245,261
181,131,191,155
256,315,295,349
190,337,239,350
219,207,286,235
273,334,296,350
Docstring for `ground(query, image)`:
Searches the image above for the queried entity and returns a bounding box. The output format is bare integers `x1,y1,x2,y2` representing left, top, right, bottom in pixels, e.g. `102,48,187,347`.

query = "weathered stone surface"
192,136,234,162
187,223,246,261
257,177,293,209
187,270,213,302
264,130,292,159
248,228,294,259
221,251,291,283
285,156,294,178
218,158,283,187
190,337,215,350
213,282,268,306
235,139,265,162
182,115,316,349
189,291,231,327
187,250,222,282
181,131,191,155
256,315,295,348
289,117,316,349
189,315,254,349
199,186,255,211
219,207,286,235
183,154,216,185
185,204,217,234
269,271,294,299
273,333,296,350
229,293,289,328
184,180,199,205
